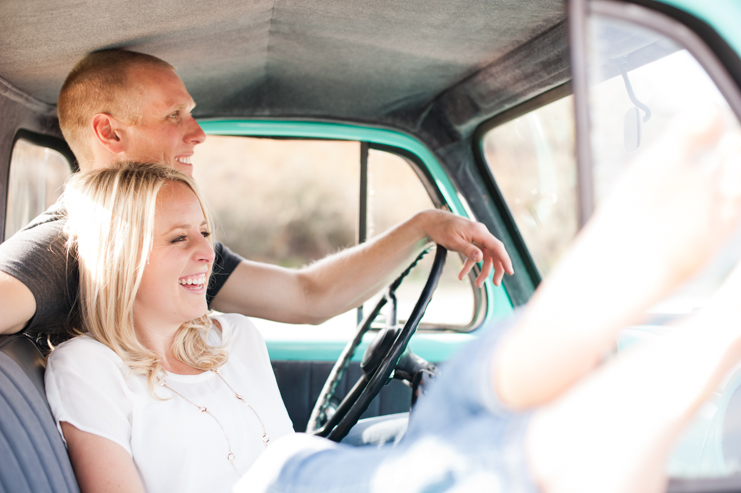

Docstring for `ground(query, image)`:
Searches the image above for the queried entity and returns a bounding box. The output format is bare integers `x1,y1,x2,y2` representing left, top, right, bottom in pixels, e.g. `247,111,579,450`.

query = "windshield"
587,12,741,479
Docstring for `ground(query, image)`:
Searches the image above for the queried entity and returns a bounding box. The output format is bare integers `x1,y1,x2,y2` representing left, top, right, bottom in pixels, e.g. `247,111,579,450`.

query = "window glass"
586,14,741,479
5,139,70,239
193,136,476,337
482,96,578,277
364,149,475,327
194,137,359,268
587,17,740,317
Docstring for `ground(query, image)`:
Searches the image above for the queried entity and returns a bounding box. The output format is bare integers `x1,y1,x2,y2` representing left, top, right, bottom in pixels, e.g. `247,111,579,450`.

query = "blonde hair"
64,162,227,395
58,50,175,168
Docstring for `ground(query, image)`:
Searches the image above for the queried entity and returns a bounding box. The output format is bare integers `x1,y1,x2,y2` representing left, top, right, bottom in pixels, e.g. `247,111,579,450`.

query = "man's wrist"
412,210,438,244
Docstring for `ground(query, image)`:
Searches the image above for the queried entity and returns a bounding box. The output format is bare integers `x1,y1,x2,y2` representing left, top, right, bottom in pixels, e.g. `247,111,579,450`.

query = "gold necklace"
157,368,270,475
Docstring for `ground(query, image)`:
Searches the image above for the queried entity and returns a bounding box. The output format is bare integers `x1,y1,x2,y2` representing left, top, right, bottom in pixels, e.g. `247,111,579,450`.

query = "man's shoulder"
0,204,70,274
207,241,244,305
0,203,77,339
18,200,67,232
1,202,67,252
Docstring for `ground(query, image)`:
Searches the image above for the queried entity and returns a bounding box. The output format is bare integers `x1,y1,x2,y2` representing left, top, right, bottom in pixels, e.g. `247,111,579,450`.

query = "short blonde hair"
58,50,175,168
64,162,226,394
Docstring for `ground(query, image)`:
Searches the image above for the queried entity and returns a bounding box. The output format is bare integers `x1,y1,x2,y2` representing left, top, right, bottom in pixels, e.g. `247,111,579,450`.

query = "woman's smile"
134,181,214,331
178,272,208,293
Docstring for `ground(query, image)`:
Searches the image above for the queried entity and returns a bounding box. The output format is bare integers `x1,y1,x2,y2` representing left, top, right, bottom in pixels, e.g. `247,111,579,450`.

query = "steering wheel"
307,245,447,442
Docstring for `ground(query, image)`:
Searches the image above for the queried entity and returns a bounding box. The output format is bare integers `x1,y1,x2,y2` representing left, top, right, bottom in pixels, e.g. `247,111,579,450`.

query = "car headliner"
0,0,570,305
0,0,568,148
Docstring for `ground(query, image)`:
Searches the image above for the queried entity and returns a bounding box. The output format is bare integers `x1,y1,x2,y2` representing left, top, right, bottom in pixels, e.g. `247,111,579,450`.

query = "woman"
45,163,294,493
50,106,741,493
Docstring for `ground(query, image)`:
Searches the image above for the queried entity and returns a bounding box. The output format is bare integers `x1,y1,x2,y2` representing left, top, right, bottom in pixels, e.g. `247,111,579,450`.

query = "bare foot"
591,105,741,290
527,256,741,493
496,105,741,410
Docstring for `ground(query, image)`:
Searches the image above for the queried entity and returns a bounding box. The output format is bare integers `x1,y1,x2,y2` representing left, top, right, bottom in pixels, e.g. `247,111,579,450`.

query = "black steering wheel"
307,245,447,441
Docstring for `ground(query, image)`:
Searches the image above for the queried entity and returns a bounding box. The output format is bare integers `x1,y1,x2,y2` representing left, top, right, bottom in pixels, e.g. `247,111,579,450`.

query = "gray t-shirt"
0,200,243,345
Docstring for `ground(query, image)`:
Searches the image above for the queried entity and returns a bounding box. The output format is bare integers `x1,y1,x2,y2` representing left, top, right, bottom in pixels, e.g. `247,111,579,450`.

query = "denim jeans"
234,313,540,493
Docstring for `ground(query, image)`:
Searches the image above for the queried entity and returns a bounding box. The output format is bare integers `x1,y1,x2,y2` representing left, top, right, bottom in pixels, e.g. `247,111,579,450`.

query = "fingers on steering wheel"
488,239,514,276
491,257,505,287
458,248,503,287
458,257,476,281
478,253,495,287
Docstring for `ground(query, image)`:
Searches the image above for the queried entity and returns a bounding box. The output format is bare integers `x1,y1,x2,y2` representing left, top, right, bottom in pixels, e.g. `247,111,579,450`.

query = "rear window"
4,139,71,240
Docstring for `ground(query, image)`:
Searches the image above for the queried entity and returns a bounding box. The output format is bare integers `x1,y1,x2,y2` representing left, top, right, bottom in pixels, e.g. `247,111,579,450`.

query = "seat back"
0,334,79,493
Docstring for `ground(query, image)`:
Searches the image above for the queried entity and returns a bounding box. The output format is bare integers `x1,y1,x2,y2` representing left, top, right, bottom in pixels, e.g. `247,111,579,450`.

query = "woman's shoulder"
47,334,124,374
211,313,263,343
53,333,118,355
210,313,268,358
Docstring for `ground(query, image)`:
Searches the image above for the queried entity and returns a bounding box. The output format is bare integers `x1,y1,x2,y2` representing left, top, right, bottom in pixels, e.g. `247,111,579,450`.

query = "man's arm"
0,271,35,335
0,214,78,339
211,210,513,324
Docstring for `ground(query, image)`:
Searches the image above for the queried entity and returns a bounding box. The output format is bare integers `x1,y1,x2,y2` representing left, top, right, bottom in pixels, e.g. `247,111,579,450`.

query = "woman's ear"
91,113,126,154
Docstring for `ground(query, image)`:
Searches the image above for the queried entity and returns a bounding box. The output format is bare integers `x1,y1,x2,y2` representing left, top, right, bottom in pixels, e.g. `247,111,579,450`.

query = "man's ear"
91,113,125,154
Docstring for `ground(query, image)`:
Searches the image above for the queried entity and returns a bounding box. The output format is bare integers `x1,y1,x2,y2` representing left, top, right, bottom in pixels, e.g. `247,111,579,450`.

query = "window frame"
196,120,512,333
369,142,487,332
472,82,574,290
565,1,741,491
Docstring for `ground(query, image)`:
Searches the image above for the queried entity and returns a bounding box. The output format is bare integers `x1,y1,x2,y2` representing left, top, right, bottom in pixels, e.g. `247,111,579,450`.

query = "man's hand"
417,210,514,287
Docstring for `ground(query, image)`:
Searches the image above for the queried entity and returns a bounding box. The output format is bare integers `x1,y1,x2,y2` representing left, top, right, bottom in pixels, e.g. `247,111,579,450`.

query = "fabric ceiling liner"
0,0,568,147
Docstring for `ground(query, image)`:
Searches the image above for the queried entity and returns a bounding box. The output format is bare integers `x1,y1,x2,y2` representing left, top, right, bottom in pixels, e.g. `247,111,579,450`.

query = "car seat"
0,333,79,492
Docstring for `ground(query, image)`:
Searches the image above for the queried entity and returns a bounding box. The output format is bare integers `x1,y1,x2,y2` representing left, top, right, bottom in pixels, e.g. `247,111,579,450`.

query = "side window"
482,96,577,277
363,149,475,328
4,139,71,240
193,136,477,333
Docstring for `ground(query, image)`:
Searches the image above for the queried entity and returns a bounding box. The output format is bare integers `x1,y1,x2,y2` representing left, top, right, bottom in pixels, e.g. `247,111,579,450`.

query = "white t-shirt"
45,313,294,493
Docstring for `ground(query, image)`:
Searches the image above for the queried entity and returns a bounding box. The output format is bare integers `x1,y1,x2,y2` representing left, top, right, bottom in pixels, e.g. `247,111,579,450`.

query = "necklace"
157,368,270,475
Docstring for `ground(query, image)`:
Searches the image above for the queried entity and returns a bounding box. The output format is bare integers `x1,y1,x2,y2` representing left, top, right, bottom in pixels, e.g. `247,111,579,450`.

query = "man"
0,49,513,340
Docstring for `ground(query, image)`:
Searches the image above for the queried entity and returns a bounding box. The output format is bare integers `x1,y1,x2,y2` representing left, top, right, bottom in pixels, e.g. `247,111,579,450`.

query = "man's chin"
173,161,194,177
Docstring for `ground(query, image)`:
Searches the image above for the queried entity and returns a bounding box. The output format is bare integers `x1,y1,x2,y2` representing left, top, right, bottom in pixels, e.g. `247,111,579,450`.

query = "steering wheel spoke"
308,245,447,441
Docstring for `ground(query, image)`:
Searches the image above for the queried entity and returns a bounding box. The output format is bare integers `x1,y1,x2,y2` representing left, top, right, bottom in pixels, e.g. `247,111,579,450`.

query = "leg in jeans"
236,106,741,493
519,108,741,492
236,313,540,493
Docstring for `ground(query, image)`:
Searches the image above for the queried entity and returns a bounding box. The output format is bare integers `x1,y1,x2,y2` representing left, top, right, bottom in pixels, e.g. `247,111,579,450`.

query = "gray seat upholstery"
0,336,413,493
0,334,79,493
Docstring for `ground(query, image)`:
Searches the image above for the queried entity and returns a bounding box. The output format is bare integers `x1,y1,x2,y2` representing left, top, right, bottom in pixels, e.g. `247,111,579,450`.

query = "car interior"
2,0,741,492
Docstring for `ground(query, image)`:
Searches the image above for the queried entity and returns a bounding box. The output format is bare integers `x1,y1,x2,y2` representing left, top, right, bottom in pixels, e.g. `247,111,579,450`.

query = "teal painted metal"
653,0,741,57
200,120,462,212
199,119,514,361
265,331,477,363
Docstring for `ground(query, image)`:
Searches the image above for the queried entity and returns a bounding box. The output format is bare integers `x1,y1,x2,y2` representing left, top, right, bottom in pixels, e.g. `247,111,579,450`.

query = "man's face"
116,66,206,176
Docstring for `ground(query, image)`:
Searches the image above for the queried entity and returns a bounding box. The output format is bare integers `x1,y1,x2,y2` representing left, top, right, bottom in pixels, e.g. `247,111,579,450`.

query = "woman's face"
133,181,214,330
